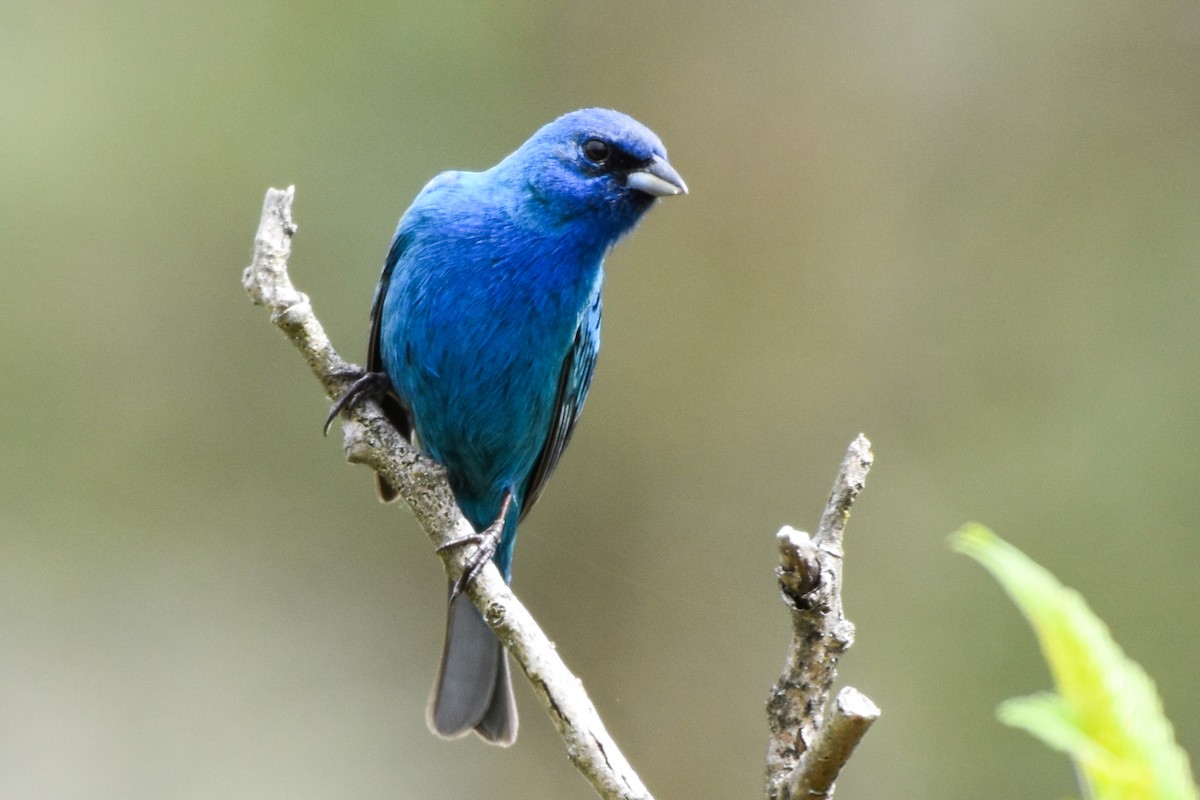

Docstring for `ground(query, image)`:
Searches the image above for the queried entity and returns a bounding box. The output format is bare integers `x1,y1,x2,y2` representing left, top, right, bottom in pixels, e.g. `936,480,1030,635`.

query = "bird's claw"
438,491,514,601
324,369,390,435
441,530,499,602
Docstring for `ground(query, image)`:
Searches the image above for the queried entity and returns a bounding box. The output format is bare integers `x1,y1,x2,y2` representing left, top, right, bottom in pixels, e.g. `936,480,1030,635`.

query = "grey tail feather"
427,589,517,746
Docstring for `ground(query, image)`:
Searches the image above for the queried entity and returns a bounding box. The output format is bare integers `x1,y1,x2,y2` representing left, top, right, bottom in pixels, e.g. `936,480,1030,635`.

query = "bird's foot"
324,368,391,435
437,491,514,601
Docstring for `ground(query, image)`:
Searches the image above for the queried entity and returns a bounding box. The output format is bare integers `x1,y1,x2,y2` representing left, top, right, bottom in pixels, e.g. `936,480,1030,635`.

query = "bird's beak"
626,155,688,197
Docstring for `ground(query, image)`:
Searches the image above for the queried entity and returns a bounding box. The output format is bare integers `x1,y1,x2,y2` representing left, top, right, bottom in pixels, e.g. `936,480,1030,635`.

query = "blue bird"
330,108,685,745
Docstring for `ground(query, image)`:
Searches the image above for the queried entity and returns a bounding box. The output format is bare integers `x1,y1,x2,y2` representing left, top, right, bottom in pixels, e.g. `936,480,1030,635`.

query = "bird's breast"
379,230,603,494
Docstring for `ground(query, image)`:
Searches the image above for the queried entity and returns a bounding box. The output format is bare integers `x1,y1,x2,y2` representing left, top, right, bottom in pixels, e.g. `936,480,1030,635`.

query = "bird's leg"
323,368,392,435
437,490,514,601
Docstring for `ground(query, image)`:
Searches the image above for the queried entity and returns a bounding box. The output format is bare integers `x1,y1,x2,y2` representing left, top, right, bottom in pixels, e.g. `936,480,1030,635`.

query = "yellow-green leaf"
951,523,1197,800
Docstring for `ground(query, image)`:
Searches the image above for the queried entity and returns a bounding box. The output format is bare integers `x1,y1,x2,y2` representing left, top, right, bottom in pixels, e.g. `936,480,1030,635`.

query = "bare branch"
765,435,879,800
243,187,654,800
791,688,881,798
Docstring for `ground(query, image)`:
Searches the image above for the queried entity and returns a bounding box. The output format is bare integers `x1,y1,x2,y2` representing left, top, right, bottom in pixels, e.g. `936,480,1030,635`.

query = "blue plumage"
363,108,685,745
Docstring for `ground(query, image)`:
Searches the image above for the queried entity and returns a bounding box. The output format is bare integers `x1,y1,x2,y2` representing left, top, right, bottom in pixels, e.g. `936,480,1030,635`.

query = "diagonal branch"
242,187,654,800
765,435,880,800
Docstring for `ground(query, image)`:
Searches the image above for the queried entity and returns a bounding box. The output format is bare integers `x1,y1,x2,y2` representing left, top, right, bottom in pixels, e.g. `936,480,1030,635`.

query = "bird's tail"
427,588,517,745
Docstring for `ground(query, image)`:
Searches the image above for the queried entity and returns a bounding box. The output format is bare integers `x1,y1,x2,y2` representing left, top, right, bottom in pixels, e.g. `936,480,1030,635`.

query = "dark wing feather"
367,231,416,502
520,288,602,521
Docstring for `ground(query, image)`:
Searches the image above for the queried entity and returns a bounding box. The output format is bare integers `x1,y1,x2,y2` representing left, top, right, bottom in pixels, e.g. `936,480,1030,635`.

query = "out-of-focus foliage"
4,2,1200,799
953,525,1198,800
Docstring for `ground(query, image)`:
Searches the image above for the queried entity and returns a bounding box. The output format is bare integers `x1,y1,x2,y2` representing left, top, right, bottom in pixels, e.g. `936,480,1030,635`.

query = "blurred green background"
4,1,1198,798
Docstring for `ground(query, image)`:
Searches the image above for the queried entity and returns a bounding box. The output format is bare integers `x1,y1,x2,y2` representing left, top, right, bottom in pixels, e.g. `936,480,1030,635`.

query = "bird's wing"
367,231,416,501
369,174,464,442
520,287,602,521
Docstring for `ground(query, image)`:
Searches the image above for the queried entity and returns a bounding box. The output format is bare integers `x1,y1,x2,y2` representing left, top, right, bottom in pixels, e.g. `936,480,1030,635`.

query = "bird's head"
493,108,687,239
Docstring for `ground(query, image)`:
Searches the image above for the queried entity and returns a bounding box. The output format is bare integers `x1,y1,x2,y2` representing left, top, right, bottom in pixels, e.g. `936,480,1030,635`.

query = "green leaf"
951,523,1197,800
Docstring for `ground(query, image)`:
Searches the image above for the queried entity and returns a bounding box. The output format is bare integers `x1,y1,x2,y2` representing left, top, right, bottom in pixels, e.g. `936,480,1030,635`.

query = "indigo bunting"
331,108,685,745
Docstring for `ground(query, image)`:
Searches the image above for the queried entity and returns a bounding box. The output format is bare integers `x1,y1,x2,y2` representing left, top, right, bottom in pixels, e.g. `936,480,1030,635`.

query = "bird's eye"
582,138,611,165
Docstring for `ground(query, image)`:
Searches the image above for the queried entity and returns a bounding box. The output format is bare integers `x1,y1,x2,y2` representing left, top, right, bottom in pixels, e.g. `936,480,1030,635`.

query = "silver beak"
626,155,688,197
